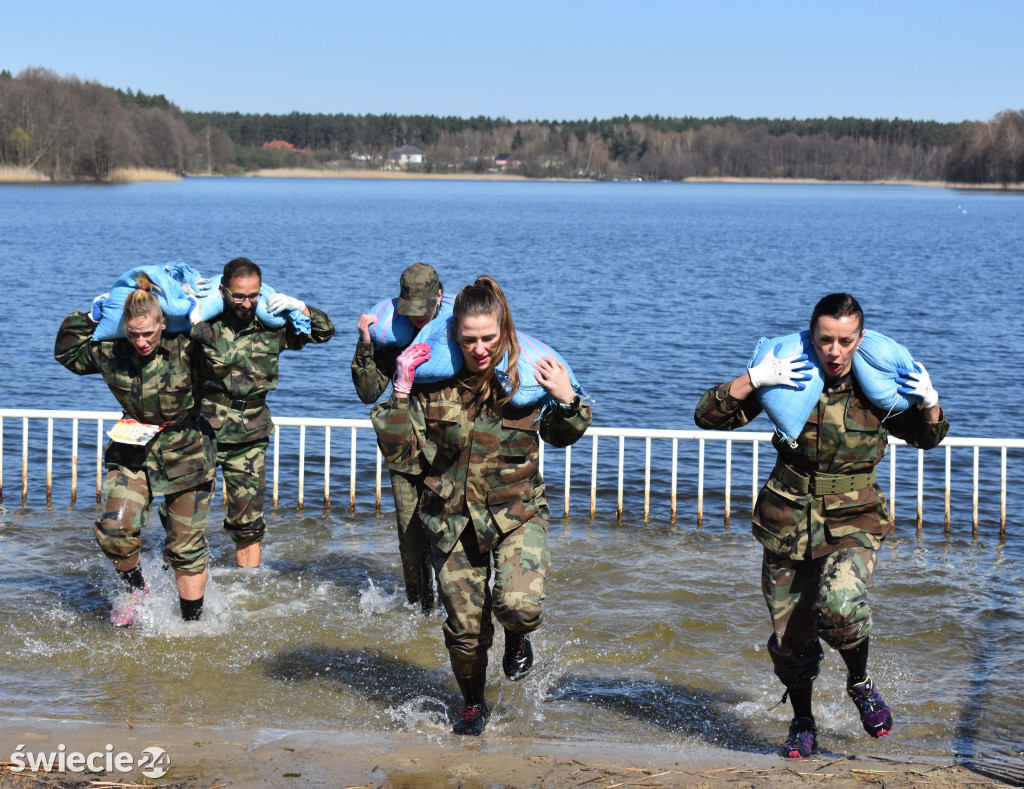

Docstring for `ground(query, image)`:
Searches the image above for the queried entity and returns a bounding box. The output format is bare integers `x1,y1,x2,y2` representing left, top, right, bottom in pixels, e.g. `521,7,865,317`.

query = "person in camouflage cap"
55,273,230,625
352,262,443,612
371,275,591,736
694,293,948,759
200,257,335,568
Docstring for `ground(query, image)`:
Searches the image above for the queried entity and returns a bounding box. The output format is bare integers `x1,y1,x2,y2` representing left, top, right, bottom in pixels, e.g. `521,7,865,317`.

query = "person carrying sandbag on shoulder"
371,275,591,736
693,292,948,760
54,272,229,626
352,262,448,613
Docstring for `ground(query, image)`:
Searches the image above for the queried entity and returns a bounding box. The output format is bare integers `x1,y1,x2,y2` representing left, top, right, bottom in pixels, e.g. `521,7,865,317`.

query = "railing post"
46,418,54,507
96,419,103,504
972,446,979,539
375,447,383,513
350,426,357,512
724,438,732,528
1,415,5,504
564,444,572,519
1000,447,1007,541
697,438,705,530
298,425,306,510
752,439,759,516
590,434,598,519
670,437,678,525
272,430,280,508
888,444,896,528
944,445,951,534
616,436,624,522
22,417,29,507
323,426,331,510
916,448,924,536
643,437,651,524
71,418,79,505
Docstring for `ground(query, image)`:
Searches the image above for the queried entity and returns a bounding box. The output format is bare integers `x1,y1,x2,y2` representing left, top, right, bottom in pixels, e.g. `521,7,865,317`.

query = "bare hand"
357,313,378,344
534,356,575,404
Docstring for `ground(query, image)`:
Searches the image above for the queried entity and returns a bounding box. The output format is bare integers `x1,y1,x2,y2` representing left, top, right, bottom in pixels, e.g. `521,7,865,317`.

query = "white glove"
748,343,814,390
90,293,110,323
186,296,203,326
194,277,213,296
896,361,939,409
266,292,305,315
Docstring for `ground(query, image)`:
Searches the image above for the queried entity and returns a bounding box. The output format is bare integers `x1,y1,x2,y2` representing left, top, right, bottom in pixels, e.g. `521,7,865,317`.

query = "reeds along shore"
3,165,1022,189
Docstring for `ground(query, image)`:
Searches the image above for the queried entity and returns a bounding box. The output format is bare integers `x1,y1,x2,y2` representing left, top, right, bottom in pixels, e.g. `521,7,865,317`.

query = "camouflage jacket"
54,311,229,496
371,373,592,555
200,306,335,445
351,340,404,404
694,374,949,559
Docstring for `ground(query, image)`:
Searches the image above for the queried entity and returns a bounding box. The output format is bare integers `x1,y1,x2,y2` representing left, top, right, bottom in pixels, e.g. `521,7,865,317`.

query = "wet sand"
1,719,1018,788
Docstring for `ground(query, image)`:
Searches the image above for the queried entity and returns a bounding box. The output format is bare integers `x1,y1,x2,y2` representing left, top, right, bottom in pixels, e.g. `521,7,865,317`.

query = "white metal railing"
1,409,1021,539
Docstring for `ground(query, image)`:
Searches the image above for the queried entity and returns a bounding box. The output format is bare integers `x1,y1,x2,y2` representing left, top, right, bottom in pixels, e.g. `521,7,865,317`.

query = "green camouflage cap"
397,262,441,317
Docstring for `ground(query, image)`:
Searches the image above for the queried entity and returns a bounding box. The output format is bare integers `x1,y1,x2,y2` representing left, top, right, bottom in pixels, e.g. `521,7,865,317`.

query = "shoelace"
460,705,484,722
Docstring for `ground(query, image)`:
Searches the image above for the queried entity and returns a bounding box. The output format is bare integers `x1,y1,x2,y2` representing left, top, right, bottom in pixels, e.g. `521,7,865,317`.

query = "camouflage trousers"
761,545,877,688
434,517,550,681
216,439,268,545
95,466,214,573
389,467,433,606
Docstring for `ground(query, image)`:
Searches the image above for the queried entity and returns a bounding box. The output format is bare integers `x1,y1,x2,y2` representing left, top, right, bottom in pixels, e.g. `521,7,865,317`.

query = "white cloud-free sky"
5,0,1021,122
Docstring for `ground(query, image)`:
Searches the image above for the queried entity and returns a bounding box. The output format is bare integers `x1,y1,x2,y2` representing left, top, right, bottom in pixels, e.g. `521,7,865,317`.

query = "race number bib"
107,418,162,446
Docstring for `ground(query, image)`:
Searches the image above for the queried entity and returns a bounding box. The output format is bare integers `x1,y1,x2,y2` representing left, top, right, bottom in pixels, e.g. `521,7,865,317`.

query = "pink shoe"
110,585,148,628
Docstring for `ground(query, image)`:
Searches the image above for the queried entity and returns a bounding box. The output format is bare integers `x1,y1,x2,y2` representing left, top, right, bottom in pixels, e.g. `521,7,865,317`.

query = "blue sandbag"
411,315,585,408
367,296,454,347
194,275,311,335
853,329,915,415
748,331,824,442
92,265,310,339
92,263,200,340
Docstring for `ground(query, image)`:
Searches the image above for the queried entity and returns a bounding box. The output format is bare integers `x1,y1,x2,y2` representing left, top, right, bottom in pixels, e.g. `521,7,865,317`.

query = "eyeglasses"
223,286,261,304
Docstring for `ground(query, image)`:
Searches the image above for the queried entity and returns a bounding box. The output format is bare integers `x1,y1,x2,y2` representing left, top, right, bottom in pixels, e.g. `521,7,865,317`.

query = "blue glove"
896,361,939,409
748,343,814,390
90,293,110,323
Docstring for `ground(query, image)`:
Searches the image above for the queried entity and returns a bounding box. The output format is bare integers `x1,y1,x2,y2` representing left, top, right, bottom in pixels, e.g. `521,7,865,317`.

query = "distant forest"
2,68,1023,185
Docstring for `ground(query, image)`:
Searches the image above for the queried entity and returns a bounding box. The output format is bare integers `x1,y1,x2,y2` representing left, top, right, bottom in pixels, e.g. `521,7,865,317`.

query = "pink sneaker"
110,585,148,628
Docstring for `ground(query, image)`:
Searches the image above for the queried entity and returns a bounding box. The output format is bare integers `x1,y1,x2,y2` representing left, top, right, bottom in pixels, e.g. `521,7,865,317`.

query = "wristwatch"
558,395,581,414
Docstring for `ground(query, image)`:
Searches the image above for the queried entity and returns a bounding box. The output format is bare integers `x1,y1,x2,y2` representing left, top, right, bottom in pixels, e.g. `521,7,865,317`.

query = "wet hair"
223,256,262,285
453,276,520,406
122,272,165,324
810,293,864,334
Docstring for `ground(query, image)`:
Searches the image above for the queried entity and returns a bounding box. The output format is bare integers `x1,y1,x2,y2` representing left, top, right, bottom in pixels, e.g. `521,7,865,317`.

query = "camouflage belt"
774,462,876,496
205,392,267,411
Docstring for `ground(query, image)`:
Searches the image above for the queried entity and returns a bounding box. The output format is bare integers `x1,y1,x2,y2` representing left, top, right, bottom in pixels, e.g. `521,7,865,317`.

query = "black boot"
417,551,435,615
453,674,488,735
502,627,534,681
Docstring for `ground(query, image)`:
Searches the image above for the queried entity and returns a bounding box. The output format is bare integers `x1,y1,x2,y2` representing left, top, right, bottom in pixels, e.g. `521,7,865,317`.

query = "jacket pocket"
823,485,889,539
418,473,455,536
486,479,539,536
752,476,809,555
158,429,209,481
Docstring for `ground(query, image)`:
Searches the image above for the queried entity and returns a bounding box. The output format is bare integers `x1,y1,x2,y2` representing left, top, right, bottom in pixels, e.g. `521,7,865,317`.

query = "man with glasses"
201,257,335,568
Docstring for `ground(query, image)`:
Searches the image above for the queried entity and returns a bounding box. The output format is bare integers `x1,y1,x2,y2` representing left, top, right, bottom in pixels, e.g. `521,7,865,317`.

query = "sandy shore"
1,719,1018,789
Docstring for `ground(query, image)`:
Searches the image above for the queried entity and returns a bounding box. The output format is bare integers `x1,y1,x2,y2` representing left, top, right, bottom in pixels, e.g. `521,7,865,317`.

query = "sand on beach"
0,719,1018,789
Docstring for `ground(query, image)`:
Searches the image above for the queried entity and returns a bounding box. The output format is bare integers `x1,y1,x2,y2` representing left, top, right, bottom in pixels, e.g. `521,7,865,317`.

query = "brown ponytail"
453,276,520,406
123,272,164,324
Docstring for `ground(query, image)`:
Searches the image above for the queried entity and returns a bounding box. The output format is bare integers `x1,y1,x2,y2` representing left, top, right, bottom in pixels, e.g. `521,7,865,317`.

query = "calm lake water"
0,179,1021,773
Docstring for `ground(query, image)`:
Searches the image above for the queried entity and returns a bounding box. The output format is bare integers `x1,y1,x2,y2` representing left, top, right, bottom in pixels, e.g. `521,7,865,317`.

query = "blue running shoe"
453,704,488,736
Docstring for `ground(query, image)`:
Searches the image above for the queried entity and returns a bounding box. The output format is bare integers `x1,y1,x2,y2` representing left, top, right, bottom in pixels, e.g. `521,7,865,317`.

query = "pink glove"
394,343,431,395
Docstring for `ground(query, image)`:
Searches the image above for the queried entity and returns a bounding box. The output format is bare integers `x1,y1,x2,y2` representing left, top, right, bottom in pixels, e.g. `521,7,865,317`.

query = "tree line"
2,68,1022,185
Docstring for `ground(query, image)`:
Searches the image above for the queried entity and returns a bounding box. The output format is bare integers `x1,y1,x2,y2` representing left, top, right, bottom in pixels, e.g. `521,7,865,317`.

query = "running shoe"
110,584,148,628
452,704,488,736
502,629,534,680
847,676,892,738
780,716,817,759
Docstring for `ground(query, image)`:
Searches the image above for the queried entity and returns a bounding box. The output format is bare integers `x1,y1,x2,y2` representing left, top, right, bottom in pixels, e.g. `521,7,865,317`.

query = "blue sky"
5,0,1022,123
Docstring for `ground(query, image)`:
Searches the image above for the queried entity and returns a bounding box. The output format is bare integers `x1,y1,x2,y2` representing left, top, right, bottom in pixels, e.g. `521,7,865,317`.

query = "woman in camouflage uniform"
372,276,592,735
55,274,228,625
694,293,948,759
